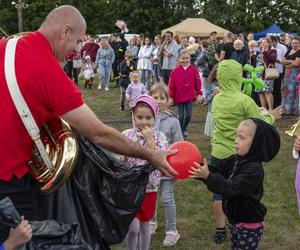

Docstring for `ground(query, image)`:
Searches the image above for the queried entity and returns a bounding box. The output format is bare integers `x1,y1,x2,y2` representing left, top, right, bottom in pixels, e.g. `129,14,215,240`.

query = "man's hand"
188,159,209,179
4,216,32,250
147,149,178,177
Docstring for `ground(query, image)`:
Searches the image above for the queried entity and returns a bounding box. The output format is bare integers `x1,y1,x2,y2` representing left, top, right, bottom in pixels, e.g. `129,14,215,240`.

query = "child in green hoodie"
209,59,282,244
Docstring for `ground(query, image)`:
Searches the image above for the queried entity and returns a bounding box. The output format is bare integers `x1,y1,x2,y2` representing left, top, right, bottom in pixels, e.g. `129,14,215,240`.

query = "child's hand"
196,95,204,104
4,216,32,250
212,87,219,96
268,105,282,120
294,136,300,151
118,155,129,163
188,159,209,179
141,126,153,141
169,98,174,106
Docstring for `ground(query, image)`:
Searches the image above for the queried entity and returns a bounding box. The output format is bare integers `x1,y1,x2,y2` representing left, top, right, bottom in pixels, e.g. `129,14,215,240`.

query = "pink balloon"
167,141,202,179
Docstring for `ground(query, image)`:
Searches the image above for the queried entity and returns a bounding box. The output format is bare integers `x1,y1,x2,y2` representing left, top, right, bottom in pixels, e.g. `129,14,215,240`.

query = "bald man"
0,5,177,241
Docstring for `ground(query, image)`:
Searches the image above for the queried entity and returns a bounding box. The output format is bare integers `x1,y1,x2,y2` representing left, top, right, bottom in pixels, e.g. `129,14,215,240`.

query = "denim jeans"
141,69,152,90
98,64,112,89
153,64,161,82
177,102,193,133
209,155,223,201
152,179,177,232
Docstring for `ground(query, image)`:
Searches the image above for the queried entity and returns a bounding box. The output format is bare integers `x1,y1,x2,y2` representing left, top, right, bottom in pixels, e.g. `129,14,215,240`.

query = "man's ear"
61,24,72,38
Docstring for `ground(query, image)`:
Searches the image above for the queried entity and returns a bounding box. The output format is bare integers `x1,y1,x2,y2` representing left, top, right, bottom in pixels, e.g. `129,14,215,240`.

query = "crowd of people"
65,29,300,118
1,4,300,250
61,26,299,250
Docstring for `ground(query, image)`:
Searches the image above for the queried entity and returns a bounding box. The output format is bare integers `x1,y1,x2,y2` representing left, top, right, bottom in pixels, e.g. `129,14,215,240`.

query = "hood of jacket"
217,59,243,92
239,118,280,163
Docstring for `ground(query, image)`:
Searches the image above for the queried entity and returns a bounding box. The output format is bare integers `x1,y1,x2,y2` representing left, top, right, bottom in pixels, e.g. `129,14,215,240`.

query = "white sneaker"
97,85,101,90
163,230,180,247
150,221,158,235
105,87,109,91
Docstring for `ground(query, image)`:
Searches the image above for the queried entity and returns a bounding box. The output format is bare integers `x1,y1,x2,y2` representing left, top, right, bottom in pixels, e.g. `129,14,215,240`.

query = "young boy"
119,51,136,111
1,216,32,250
189,118,280,250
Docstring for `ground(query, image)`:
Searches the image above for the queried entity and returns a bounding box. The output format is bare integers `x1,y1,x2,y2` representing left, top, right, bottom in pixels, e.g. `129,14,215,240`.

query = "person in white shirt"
137,36,153,90
270,36,287,107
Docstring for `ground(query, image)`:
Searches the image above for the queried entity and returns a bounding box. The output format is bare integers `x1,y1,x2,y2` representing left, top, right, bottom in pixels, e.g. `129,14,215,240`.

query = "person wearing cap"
279,32,286,46
219,32,235,61
247,32,254,42
158,31,179,85
207,31,219,67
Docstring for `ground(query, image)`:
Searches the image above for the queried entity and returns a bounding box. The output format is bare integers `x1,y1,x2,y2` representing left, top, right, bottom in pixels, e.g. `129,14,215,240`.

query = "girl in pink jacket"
168,49,203,138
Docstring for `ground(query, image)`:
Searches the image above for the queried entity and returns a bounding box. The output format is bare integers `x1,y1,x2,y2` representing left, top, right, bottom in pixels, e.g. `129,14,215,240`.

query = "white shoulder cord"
4,37,53,170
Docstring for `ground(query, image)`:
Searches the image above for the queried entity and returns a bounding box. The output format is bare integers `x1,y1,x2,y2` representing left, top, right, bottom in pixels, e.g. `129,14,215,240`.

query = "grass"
79,78,300,249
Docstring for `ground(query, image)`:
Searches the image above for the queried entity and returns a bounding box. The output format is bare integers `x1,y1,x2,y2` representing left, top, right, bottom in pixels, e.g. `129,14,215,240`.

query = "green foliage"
0,0,299,36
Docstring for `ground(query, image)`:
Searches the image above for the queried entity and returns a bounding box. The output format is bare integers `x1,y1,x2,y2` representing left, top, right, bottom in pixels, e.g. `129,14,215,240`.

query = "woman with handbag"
280,36,300,116
255,37,277,111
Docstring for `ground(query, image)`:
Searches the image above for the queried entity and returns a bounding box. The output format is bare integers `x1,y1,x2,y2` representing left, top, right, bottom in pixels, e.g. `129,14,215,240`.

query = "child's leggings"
127,218,151,250
152,179,177,232
229,224,263,250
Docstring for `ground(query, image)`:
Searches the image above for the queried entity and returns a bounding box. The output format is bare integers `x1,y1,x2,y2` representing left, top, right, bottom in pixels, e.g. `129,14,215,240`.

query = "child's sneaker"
213,228,226,244
163,230,180,247
183,130,188,138
150,221,158,235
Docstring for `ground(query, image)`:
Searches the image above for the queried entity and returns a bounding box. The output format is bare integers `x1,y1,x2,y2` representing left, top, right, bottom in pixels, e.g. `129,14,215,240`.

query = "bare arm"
61,104,178,176
219,50,225,61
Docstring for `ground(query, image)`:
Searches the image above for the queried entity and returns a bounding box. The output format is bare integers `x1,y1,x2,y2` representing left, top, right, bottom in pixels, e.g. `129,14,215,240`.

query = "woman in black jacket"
189,118,280,250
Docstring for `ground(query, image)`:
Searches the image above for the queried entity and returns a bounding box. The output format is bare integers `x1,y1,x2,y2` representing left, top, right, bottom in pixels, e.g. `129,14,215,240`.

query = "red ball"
167,141,202,179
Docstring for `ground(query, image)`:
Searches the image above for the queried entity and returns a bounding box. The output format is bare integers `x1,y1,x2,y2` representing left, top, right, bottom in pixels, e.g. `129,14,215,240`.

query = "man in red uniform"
0,5,177,242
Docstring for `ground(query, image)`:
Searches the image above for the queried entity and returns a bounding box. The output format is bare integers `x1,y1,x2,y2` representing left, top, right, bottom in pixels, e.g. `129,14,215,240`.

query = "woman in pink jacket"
169,50,203,138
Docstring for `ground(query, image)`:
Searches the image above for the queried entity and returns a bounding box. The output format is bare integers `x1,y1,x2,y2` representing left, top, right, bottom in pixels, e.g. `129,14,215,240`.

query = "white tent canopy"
162,18,230,38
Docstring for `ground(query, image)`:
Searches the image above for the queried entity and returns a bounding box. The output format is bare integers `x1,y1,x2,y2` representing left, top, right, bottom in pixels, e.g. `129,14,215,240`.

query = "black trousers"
161,69,172,85
0,174,37,242
273,72,284,108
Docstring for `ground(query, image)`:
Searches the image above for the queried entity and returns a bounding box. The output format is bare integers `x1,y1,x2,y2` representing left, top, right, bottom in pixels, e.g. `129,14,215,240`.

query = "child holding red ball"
189,118,280,250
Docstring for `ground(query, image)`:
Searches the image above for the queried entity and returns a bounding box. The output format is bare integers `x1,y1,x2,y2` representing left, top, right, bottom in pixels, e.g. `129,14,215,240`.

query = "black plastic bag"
36,135,152,249
0,197,92,250
0,196,20,240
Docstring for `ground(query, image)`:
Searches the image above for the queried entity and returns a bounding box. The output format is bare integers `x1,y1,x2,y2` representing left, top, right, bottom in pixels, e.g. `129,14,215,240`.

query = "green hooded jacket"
211,60,275,159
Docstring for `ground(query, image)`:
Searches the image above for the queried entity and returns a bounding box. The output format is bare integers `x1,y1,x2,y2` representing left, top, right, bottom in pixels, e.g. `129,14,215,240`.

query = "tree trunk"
17,0,23,32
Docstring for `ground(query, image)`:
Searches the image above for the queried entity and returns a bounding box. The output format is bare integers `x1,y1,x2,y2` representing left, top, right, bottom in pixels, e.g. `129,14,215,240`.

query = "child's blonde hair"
129,71,140,79
177,49,191,63
150,83,169,101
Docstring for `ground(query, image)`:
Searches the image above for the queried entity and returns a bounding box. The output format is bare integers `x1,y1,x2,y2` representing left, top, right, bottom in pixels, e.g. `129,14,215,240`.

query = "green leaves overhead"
0,0,299,37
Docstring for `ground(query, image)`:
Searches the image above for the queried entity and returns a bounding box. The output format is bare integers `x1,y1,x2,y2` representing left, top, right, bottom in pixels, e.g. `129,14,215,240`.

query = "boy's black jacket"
205,118,280,225
119,60,136,88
